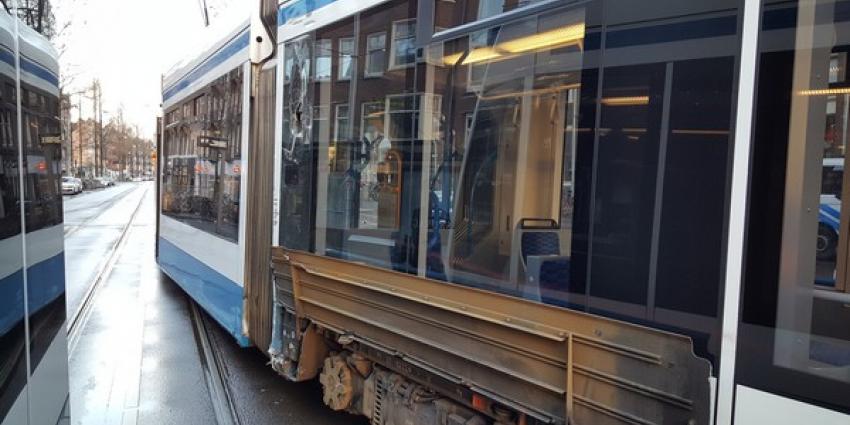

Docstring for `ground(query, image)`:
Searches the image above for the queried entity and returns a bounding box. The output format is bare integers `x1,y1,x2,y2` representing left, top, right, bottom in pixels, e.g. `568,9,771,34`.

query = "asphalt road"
64,182,362,425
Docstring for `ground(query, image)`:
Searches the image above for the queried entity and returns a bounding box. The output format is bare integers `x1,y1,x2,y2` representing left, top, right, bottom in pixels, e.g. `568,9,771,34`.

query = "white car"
96,176,115,187
61,176,83,195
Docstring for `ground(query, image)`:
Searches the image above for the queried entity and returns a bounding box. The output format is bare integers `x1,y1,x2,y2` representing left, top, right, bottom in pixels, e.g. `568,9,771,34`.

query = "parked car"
97,176,115,187
61,176,83,195
82,178,102,190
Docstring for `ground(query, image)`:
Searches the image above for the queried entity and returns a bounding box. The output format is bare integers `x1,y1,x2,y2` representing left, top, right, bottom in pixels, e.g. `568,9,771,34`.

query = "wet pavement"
65,182,362,425
63,184,146,318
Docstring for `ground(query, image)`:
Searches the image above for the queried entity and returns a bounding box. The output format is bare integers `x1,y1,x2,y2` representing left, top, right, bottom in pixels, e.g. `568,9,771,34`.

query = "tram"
0,9,68,425
158,0,850,424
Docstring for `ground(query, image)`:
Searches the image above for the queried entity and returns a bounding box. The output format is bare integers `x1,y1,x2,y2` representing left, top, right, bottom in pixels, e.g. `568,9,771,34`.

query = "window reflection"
315,39,332,81
739,0,850,412
426,1,740,369
277,0,744,376
162,67,243,242
365,33,386,77
0,52,24,423
279,0,426,274
390,20,416,69
338,38,354,80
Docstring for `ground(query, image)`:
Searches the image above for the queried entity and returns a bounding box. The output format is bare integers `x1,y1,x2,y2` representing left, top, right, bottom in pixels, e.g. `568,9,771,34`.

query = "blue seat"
521,231,561,266
521,229,571,293
539,258,570,291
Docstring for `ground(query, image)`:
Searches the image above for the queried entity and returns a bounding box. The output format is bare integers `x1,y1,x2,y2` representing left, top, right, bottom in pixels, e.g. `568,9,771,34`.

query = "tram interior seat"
519,219,570,301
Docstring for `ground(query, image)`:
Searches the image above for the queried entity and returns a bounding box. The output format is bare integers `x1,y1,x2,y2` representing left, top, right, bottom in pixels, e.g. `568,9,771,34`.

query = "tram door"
771,50,850,382
738,2,850,418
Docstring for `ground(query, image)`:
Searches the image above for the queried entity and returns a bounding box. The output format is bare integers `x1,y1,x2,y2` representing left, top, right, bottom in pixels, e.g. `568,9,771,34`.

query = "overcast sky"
54,0,250,139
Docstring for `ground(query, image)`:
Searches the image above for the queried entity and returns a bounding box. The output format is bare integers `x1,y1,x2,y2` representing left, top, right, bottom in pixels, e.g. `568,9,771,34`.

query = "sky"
53,0,250,139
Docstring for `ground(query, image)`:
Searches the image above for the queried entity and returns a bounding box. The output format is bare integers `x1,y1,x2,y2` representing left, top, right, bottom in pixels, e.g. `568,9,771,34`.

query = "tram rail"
63,184,139,237
66,186,149,353
188,301,241,425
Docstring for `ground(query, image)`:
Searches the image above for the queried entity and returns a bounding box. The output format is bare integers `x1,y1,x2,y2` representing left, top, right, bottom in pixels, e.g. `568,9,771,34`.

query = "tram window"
338,37,354,80
365,33,387,77
19,87,61,234
161,67,243,242
275,0,743,377
0,81,19,240
390,20,416,69
434,0,519,31
424,0,744,370
738,0,850,414
0,67,25,422
279,0,425,273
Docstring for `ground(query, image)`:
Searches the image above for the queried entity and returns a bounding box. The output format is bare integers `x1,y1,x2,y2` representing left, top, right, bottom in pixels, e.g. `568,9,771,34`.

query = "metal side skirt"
276,249,711,425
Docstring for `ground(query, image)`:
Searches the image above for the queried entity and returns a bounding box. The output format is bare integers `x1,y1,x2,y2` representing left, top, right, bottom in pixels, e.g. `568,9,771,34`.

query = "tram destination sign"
40,134,62,145
198,135,228,149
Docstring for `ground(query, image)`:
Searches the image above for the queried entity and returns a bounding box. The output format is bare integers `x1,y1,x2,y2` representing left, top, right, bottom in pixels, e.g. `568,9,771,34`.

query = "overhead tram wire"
199,0,210,27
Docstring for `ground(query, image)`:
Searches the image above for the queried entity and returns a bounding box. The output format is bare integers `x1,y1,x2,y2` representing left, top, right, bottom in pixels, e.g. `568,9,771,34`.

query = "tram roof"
161,18,249,106
0,11,59,92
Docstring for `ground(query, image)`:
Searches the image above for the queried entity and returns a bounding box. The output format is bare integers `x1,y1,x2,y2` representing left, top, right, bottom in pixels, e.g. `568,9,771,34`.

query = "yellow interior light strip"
499,22,586,54
798,87,850,96
600,96,649,106
462,46,503,65
445,22,587,66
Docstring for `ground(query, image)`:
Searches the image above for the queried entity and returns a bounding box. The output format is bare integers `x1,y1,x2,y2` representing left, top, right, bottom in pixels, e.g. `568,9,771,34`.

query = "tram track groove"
188,301,241,425
66,185,150,353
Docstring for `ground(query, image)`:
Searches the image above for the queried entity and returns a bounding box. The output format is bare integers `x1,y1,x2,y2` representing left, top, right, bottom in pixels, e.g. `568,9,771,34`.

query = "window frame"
334,103,350,142
365,32,387,78
360,100,385,139
314,38,333,81
338,37,355,81
389,19,417,70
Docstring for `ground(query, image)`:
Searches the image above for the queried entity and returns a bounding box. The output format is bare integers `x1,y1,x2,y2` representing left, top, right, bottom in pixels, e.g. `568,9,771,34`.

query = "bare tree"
3,0,56,38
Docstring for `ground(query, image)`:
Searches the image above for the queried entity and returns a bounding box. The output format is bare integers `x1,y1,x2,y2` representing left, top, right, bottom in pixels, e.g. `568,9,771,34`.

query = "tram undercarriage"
267,250,710,425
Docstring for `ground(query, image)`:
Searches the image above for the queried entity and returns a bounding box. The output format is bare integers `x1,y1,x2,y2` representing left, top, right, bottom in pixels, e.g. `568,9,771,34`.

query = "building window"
314,39,332,81
338,37,354,80
334,104,349,142
361,101,385,142
365,33,387,77
390,20,417,69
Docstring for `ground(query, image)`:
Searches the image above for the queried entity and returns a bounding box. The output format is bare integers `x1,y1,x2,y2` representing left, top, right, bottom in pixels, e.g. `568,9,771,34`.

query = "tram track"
63,185,139,237
66,185,149,353
188,301,241,425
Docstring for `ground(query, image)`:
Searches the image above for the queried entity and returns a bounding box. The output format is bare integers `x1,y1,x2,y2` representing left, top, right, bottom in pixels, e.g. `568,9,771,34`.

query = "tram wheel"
817,223,838,262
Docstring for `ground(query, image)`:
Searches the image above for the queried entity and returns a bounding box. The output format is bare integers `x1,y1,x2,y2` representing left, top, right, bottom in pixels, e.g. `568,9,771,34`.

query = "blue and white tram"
0,8,68,425
158,0,850,424
158,22,251,345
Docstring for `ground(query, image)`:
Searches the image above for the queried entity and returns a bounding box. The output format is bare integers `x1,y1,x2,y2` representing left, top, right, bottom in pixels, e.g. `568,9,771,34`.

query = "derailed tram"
157,0,850,423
